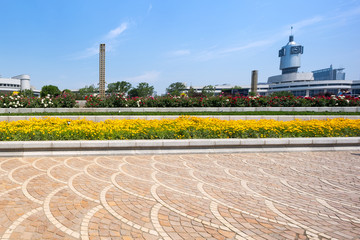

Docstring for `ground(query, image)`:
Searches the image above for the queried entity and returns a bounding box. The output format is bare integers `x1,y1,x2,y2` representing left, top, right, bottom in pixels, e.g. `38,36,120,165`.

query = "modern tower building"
279,35,304,74
267,35,314,92
99,44,106,98
266,34,356,96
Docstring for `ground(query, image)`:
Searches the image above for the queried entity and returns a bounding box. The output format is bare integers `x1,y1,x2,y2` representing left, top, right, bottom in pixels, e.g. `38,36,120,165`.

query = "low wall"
1,115,360,122
0,137,359,157
0,107,359,114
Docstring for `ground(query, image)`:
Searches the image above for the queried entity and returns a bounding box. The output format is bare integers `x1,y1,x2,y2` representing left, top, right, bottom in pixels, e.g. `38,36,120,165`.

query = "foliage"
84,94,360,108
166,82,185,96
19,89,35,97
0,117,359,141
270,91,294,98
79,85,98,98
201,85,215,97
40,85,61,97
187,87,202,97
248,91,256,97
0,94,77,108
84,95,104,107
54,92,77,108
128,82,154,98
107,81,132,95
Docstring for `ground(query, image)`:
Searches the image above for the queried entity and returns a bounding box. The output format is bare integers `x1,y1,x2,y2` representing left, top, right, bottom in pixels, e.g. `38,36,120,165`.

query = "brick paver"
0,152,359,239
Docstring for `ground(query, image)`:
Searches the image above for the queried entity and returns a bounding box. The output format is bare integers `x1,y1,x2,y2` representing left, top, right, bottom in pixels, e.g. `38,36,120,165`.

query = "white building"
0,74,36,93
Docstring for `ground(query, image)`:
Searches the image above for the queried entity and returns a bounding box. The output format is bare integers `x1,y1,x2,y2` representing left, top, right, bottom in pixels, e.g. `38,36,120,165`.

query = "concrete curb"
0,106,360,114
1,115,360,122
0,137,359,157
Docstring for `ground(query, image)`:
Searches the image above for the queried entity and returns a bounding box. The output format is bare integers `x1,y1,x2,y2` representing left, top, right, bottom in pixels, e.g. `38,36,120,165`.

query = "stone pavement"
0,152,359,240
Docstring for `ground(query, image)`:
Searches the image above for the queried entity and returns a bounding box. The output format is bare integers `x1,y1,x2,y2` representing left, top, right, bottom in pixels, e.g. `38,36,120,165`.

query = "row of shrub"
1,93,359,109
85,94,360,108
0,93,77,108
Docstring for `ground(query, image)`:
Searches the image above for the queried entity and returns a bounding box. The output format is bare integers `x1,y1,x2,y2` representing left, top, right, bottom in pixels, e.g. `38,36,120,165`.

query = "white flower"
44,104,48,107
14,105,17,108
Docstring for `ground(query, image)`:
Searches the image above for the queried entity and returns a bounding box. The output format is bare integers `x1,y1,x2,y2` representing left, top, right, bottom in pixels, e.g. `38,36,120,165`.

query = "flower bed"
0,117,358,141
0,93,77,108
1,94,359,109
85,94,360,108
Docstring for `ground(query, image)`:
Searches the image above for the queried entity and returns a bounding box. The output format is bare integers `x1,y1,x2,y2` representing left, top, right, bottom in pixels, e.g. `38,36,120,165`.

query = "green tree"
166,82,185,96
107,81,132,95
40,85,61,97
128,82,154,97
202,85,215,97
79,84,98,97
20,89,34,97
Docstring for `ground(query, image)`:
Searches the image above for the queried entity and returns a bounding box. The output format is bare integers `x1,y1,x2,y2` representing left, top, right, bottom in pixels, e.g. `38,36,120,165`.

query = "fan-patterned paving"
0,152,359,239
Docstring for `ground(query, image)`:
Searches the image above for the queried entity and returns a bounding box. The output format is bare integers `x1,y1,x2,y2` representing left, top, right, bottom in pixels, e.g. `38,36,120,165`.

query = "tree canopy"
107,81,132,95
202,85,216,97
78,84,98,97
128,82,154,98
40,85,61,97
166,82,185,96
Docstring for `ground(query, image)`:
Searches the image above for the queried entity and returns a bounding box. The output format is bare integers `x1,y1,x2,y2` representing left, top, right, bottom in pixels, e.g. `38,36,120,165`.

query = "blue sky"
0,0,359,94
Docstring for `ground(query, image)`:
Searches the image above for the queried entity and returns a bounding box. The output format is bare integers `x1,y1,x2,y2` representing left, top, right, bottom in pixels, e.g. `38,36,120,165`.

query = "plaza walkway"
0,152,359,239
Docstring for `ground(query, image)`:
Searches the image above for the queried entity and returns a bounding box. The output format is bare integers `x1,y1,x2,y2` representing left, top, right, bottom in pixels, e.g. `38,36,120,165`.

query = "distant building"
265,34,358,96
185,34,358,97
0,74,31,93
312,65,345,81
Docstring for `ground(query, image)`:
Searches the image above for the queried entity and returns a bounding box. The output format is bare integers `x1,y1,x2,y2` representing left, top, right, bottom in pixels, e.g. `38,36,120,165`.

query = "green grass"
0,111,359,116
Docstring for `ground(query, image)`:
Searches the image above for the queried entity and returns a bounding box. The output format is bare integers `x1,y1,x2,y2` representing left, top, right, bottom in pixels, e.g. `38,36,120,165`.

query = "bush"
40,85,61,97
0,94,77,108
84,95,360,108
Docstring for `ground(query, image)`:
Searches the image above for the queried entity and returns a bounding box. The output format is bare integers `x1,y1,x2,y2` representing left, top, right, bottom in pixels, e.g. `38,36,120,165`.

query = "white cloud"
170,49,191,56
73,22,129,59
105,23,128,40
73,46,98,59
290,16,324,30
147,4,153,14
193,16,327,61
124,71,160,83
220,40,274,54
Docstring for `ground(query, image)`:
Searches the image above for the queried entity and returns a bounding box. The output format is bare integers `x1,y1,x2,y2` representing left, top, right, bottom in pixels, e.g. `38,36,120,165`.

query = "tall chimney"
251,70,258,95
99,44,106,98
